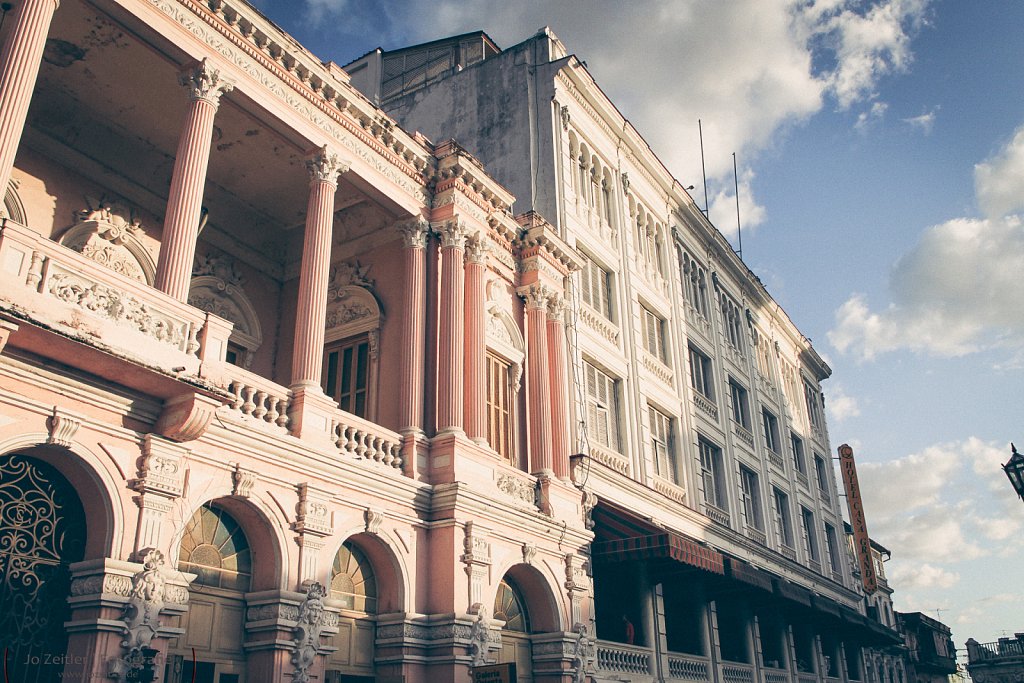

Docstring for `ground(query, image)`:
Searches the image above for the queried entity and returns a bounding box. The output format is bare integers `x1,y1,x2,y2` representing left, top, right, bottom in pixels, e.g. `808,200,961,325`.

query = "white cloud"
903,107,938,134
855,101,889,132
825,383,861,422
976,124,1024,219
888,563,959,589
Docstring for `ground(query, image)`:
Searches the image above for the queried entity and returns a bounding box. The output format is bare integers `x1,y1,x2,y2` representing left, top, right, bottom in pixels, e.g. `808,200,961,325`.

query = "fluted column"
523,284,553,475
397,218,429,433
546,295,572,480
437,220,468,434
154,59,233,301
463,233,487,443
0,0,59,199
290,146,346,389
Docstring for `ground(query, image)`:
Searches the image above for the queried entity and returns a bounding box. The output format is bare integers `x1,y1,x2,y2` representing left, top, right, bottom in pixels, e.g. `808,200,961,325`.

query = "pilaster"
520,283,554,476
546,294,572,481
130,435,189,554
291,483,334,588
397,216,430,476
463,233,488,443
436,219,469,435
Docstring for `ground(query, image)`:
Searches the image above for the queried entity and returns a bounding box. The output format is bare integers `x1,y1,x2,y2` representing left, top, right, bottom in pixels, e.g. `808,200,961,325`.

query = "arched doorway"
325,540,378,682
165,503,252,683
495,578,532,682
0,452,87,683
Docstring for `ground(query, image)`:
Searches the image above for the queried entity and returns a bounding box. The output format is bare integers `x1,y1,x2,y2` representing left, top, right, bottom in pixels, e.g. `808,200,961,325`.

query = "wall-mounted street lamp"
1003,443,1024,501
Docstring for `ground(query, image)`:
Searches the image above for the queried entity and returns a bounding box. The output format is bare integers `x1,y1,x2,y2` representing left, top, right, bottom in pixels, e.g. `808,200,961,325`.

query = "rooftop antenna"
698,119,709,217
733,151,743,260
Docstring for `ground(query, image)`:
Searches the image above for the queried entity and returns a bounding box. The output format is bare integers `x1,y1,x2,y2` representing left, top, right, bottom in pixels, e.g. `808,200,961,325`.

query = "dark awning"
773,578,813,607
812,594,843,618
724,557,775,592
591,503,724,575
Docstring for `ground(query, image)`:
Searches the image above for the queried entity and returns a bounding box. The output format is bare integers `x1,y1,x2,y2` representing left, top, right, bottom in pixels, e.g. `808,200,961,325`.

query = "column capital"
179,58,234,107
518,283,552,311
437,219,469,249
396,216,430,249
306,145,349,186
546,293,567,320
465,232,488,265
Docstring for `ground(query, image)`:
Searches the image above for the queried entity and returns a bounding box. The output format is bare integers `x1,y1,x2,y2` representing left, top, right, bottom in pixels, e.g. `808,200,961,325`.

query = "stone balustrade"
722,662,756,683
595,640,653,676
224,367,291,432
668,652,711,682
332,408,404,471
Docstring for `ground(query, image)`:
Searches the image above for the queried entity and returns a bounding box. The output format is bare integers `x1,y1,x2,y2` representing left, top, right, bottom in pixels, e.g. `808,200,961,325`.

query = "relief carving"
291,582,327,683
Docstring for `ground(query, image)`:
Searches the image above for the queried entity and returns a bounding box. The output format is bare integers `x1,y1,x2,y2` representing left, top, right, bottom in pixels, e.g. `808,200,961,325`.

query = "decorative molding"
496,473,537,508
581,491,598,530
292,483,332,537
437,219,470,249
571,622,594,683
46,406,81,447
467,604,492,667
518,283,552,311
59,197,156,285
464,232,488,265
179,57,234,107
155,392,221,442
131,435,188,499
108,549,170,680
522,542,537,566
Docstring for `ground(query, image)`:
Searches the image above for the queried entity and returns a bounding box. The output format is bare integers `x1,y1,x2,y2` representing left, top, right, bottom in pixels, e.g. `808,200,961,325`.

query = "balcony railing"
971,639,1024,661
705,503,731,527
694,393,719,421
722,662,755,683
595,640,653,676
764,667,790,683
225,366,291,433
798,674,819,683
733,423,755,449
332,408,404,470
668,652,711,682
767,449,785,471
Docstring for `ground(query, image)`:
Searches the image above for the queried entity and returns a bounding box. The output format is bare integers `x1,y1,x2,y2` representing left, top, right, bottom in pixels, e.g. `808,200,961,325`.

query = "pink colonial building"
0,1,593,682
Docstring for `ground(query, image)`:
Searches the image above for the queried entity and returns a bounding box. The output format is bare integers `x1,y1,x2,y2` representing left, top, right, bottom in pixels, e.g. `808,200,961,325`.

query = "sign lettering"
838,444,877,593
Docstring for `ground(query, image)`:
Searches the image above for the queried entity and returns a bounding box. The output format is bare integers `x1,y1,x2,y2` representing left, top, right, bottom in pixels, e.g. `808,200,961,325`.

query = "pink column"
398,217,429,433
437,220,468,434
463,234,487,443
524,284,553,475
0,0,60,198
154,59,233,301
546,295,572,480
290,146,346,389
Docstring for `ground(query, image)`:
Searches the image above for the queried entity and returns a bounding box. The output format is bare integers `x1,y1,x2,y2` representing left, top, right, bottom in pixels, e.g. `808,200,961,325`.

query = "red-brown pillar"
0,0,59,198
291,146,345,389
398,218,430,435
546,295,572,480
437,220,468,434
154,59,233,301
463,233,487,443
523,284,554,475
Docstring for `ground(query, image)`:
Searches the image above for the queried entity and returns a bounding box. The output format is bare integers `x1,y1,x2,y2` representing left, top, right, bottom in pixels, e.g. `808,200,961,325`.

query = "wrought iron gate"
0,452,87,682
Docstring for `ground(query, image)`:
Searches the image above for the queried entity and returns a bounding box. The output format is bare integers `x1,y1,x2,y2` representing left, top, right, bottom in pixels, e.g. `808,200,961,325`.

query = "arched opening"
325,530,406,683
0,451,87,683
494,565,562,683
165,502,254,683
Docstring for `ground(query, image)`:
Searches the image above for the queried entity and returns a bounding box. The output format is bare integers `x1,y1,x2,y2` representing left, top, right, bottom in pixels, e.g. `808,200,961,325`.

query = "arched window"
330,541,378,613
494,579,529,633
177,504,252,591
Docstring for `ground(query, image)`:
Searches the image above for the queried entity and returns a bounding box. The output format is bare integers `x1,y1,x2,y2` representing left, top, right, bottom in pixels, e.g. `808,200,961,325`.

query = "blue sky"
250,0,1024,644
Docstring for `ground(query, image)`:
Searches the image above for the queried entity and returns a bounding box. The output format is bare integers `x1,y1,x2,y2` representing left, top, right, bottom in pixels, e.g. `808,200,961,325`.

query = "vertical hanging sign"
839,443,877,593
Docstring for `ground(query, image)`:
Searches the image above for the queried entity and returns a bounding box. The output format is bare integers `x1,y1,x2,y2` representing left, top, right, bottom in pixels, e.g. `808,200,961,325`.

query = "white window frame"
585,361,619,451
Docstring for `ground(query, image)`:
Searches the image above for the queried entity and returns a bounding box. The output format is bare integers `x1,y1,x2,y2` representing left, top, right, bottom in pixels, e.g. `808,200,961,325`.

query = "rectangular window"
762,409,781,454
680,251,711,319
791,433,807,475
649,405,674,482
814,453,831,502
580,253,613,320
740,466,763,530
642,306,667,362
698,436,725,509
824,522,841,574
585,361,619,450
804,379,824,431
323,335,370,418
486,352,515,464
688,344,715,400
755,334,774,382
729,378,751,430
773,488,794,548
801,507,820,563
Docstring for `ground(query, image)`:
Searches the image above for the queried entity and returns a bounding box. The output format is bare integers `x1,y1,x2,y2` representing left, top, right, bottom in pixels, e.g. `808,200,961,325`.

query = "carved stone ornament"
397,217,430,249
621,172,630,195
108,549,167,680
464,232,488,265
59,196,156,285
437,219,469,249
468,603,491,667
131,435,187,499
180,57,234,107
232,463,257,498
519,283,552,311
582,490,598,530
460,521,491,567
496,474,538,508
292,483,332,537
522,543,537,566
306,145,349,185
291,582,328,683
192,253,244,287
571,622,594,683
560,105,571,131
46,406,81,448
365,507,385,535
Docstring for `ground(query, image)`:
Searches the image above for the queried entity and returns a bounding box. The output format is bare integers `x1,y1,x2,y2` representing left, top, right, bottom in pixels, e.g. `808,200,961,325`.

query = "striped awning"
724,557,775,592
590,504,724,575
